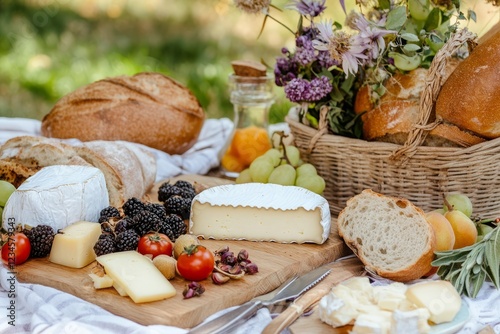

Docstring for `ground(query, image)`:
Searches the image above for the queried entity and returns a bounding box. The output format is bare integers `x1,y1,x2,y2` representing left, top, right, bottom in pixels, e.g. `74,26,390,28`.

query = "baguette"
41,72,205,155
337,189,436,282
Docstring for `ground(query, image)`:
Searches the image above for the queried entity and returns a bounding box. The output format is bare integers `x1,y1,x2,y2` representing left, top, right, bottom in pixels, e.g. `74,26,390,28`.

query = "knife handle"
188,300,263,334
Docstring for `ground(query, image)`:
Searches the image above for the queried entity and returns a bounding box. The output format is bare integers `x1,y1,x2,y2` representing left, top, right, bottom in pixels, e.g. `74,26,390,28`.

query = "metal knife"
187,266,331,334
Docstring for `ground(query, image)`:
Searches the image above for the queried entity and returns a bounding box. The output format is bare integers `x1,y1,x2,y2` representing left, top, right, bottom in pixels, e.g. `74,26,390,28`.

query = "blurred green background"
0,0,498,123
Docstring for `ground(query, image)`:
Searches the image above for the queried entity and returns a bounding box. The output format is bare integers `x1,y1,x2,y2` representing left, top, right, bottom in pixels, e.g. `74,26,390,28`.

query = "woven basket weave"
287,29,500,218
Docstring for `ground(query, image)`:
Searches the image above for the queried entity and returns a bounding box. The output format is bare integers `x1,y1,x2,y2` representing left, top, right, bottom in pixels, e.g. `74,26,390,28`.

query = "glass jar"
219,74,275,177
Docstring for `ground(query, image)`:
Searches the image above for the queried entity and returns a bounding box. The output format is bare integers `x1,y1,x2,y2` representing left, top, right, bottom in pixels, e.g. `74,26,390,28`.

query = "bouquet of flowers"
234,0,476,138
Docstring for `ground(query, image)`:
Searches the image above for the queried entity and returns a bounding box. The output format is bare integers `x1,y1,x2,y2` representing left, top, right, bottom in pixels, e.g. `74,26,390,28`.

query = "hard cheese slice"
96,251,176,303
49,221,101,268
189,183,331,244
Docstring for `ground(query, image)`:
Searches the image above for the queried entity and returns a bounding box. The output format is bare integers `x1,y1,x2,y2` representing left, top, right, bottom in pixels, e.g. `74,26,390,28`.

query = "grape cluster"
235,144,326,195
0,180,16,218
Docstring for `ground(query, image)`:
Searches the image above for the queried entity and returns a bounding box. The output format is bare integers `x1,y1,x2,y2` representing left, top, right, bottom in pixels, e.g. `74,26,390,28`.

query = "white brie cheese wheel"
189,183,331,244
2,165,109,231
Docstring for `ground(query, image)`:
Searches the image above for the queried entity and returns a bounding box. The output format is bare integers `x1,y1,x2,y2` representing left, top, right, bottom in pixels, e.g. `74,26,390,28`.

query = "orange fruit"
231,126,271,166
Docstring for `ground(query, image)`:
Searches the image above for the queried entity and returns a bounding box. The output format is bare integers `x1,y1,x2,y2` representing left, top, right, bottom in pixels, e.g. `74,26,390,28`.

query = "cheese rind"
189,183,331,244
96,251,176,303
49,221,102,268
405,280,462,324
2,165,109,231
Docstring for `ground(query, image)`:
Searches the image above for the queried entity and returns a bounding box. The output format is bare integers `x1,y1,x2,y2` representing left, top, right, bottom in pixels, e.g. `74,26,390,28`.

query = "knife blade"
187,266,331,334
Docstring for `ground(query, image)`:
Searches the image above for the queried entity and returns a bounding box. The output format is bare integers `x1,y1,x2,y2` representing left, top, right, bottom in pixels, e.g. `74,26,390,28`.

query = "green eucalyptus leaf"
468,9,477,23
389,52,421,71
378,0,391,10
400,32,420,42
386,6,407,30
403,43,421,52
408,0,430,21
423,8,442,31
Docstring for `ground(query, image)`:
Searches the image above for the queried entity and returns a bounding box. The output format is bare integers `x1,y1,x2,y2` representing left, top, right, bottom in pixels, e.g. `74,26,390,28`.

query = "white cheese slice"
2,165,109,231
405,280,462,324
96,251,176,303
189,183,331,244
49,221,102,268
352,311,392,334
391,309,430,334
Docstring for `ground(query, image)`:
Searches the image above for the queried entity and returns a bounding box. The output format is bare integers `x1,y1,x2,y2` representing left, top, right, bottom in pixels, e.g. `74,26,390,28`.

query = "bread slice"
337,189,436,282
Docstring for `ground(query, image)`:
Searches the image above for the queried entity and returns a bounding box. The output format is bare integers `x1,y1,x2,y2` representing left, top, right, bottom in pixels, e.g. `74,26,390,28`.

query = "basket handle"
390,28,477,164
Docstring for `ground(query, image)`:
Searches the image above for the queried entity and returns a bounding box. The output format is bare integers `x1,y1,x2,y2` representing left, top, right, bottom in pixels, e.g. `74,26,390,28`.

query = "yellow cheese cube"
405,280,462,324
96,251,176,303
88,273,113,289
49,221,101,268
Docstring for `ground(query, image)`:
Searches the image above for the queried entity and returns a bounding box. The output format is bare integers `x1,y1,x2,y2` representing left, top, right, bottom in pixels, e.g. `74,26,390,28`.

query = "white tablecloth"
1,117,499,333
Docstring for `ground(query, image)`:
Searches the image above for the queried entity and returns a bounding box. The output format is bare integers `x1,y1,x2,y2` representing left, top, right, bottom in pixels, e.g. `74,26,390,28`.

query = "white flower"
313,20,367,77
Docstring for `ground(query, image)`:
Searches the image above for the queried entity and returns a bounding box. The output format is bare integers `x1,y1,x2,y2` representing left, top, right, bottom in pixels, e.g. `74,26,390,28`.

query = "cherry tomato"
177,245,215,281
1,232,31,266
137,233,172,258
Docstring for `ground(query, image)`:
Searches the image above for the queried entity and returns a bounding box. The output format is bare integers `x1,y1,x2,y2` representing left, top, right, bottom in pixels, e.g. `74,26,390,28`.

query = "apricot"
425,212,456,251
444,210,478,249
231,126,271,166
424,211,456,277
221,153,245,173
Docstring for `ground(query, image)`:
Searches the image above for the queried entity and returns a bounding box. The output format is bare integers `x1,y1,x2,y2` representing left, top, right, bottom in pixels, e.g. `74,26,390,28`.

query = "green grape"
443,192,473,218
0,206,3,219
283,146,301,167
295,174,326,195
0,180,16,207
296,163,318,177
249,157,275,183
263,148,282,167
236,168,253,184
268,164,296,186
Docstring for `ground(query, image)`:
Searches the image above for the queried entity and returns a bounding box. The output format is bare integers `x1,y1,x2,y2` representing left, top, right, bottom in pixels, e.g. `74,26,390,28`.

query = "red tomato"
2,232,31,266
137,233,172,258
177,245,214,281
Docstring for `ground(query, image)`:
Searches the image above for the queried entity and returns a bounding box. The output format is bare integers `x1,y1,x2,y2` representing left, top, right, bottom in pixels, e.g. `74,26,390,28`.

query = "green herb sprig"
432,226,500,298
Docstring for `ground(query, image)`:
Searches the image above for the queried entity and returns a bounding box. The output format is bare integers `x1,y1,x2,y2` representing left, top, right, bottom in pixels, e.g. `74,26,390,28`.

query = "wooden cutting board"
16,175,352,329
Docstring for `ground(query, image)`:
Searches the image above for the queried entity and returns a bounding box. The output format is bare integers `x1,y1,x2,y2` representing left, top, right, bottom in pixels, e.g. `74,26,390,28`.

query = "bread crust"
338,189,436,282
41,72,205,155
435,30,500,139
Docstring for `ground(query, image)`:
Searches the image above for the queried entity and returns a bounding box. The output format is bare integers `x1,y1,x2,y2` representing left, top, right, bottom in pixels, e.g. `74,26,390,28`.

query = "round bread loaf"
41,72,205,155
435,30,500,139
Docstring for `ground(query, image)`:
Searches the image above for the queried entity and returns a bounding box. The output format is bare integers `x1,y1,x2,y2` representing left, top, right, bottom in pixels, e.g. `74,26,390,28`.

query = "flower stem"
266,14,296,35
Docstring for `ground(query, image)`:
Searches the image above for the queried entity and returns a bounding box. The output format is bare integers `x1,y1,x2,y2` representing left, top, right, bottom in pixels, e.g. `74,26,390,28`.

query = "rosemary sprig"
432,226,500,298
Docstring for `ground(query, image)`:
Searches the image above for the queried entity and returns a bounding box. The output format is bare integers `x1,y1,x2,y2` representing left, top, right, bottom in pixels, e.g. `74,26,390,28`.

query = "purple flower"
286,0,326,18
294,36,316,65
284,76,332,102
348,12,395,60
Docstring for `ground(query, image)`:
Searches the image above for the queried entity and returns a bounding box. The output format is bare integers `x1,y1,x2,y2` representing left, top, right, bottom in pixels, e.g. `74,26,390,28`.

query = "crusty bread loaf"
337,189,436,282
435,29,500,139
355,61,485,147
41,72,205,155
0,136,157,207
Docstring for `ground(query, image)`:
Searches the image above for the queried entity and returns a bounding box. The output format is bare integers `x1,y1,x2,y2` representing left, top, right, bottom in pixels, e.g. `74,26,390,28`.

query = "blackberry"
146,203,167,220
157,183,183,202
164,195,191,219
158,214,187,241
115,230,139,252
94,234,116,256
122,197,146,218
133,210,161,236
114,217,131,234
24,225,55,258
98,206,121,223
174,180,194,190
100,221,113,234
180,188,196,200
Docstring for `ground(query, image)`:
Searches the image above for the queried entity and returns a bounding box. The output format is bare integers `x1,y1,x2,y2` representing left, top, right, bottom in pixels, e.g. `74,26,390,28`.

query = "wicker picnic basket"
287,29,500,218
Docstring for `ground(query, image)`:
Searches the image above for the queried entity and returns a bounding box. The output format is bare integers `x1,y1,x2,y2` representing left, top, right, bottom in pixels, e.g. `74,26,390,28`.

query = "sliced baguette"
337,189,436,282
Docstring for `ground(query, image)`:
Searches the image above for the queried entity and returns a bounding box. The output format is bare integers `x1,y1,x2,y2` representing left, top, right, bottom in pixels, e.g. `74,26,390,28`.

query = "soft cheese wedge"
2,165,109,231
189,183,331,244
96,251,176,303
49,221,101,268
